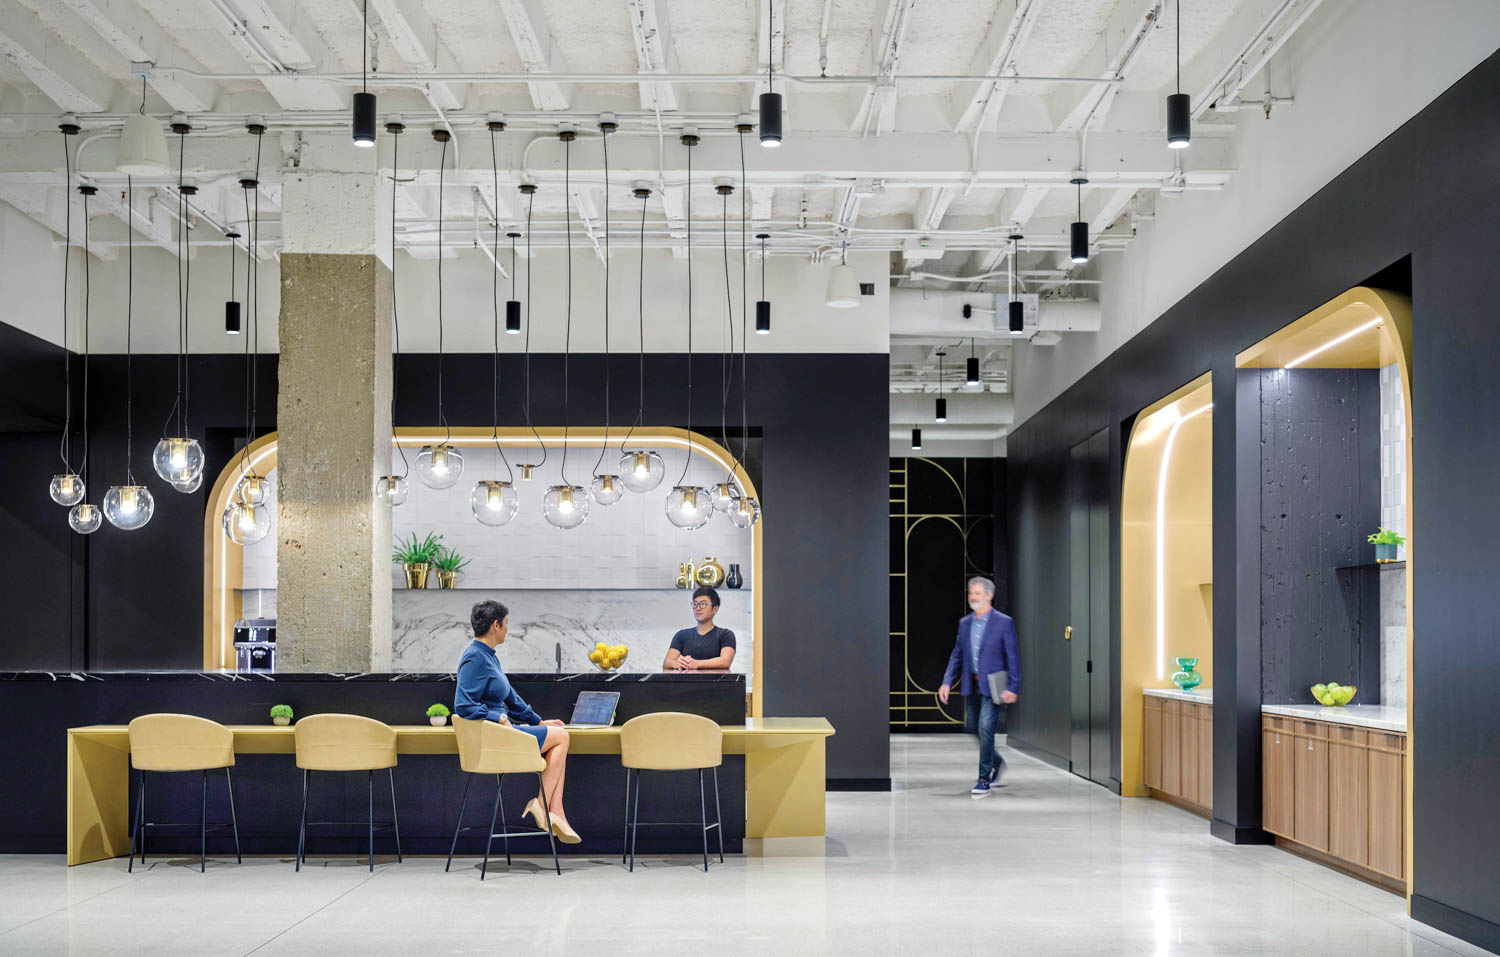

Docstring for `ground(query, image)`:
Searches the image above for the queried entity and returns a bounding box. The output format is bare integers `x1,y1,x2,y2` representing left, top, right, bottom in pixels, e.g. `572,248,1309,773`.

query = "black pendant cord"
362,0,369,95
560,133,573,487
390,127,409,479
182,144,192,438
618,190,647,453
59,131,72,472
80,188,91,490
163,130,186,438
1177,0,1182,95
678,136,694,487
489,127,512,481
124,176,135,486
239,183,252,476
592,126,612,478
728,128,750,481
766,0,774,91
521,187,546,467
250,133,262,454
436,136,450,445
719,189,734,483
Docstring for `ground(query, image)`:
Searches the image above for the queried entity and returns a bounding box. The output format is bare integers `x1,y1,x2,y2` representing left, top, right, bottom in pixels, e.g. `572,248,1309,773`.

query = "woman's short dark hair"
691,586,720,609
471,600,509,637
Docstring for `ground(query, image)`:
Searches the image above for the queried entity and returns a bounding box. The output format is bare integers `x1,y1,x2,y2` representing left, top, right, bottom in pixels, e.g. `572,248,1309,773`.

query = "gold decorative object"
684,560,696,588
403,562,430,589
674,562,691,589
436,570,458,589
695,556,725,588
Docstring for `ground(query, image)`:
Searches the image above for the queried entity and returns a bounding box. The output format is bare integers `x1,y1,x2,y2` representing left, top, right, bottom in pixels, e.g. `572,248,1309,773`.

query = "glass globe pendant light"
237,473,270,505
544,124,589,530
666,484,712,531
222,496,270,546
472,479,519,526
52,120,85,508
515,182,546,482
67,179,100,534
727,495,761,529
590,116,624,507
417,127,463,490
105,176,154,531
709,481,741,513
664,130,711,528
591,473,624,506
620,449,666,492
222,121,271,544
378,119,410,507
69,502,102,535
709,179,742,517
172,470,203,494
618,184,664,493
154,120,204,489
724,126,761,530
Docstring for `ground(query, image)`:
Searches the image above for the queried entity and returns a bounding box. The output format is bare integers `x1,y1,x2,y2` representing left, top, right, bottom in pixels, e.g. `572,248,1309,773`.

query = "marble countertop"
1262,702,1407,732
0,670,746,683
1143,687,1213,703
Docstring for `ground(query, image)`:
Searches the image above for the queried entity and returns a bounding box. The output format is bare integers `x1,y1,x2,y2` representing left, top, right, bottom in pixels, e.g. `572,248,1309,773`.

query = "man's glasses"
691,601,712,610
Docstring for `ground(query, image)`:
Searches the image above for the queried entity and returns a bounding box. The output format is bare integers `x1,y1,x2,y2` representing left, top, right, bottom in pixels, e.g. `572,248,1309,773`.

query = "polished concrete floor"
0,735,1487,956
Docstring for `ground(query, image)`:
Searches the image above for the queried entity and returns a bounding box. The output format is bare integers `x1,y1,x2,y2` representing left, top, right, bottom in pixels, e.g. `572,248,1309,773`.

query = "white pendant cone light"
825,245,860,308
116,113,169,175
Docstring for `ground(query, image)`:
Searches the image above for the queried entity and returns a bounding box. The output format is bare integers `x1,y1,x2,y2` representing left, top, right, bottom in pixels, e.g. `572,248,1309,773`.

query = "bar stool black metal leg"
620,768,631,865
446,773,472,872
699,769,709,872
481,776,502,881
495,775,511,866
139,773,147,865
712,767,724,863
296,769,309,871
629,770,641,872
537,771,560,876
128,771,143,873
367,769,375,873
226,767,241,864
200,769,209,872
388,768,401,863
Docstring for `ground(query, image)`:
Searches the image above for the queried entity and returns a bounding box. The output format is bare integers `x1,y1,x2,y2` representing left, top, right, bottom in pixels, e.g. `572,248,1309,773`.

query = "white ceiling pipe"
890,392,1014,425
153,68,1126,88
889,287,1100,336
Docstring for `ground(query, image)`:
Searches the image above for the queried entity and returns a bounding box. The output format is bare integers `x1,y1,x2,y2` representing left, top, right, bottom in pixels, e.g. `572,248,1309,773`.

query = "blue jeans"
964,693,1005,780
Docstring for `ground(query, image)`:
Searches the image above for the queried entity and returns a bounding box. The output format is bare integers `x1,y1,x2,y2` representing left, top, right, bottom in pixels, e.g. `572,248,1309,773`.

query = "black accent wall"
1007,48,1500,951
0,338,889,786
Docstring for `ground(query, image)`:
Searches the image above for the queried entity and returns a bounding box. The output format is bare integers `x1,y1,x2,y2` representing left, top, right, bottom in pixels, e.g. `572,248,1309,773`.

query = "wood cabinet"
1260,713,1406,886
1142,695,1212,814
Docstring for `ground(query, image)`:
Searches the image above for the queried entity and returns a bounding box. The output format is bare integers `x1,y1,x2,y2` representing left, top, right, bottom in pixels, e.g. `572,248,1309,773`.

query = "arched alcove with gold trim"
202,426,765,715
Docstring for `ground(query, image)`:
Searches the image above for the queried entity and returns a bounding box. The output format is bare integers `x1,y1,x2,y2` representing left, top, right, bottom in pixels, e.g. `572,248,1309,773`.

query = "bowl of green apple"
1311,682,1357,707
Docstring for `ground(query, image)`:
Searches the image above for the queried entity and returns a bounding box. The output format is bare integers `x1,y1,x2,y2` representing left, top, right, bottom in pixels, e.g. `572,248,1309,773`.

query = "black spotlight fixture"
505,232,522,334
352,0,376,147
911,427,922,450
224,229,241,334
935,351,947,422
755,233,771,334
1167,0,1190,149
1070,176,1089,264
758,0,782,147
1007,233,1025,335
966,338,979,386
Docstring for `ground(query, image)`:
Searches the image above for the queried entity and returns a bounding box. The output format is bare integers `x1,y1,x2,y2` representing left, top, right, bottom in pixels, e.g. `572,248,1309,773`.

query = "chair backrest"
619,712,723,770
452,716,547,774
294,714,398,771
128,714,235,771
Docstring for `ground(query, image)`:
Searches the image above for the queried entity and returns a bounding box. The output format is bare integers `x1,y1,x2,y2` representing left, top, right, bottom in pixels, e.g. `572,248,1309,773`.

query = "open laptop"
566,691,621,729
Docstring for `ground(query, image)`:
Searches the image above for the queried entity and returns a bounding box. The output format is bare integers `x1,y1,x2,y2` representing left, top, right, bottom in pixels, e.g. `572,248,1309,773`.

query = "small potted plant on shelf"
270,704,294,727
1367,526,1406,564
427,703,451,727
431,546,470,589
393,531,443,589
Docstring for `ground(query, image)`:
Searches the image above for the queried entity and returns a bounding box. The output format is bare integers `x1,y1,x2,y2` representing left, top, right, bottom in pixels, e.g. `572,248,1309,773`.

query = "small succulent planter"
426,703,451,727
270,704,293,726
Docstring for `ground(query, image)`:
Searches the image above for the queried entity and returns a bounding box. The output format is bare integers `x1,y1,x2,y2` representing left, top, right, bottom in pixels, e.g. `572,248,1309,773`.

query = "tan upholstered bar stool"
445,716,561,878
619,712,724,872
293,714,401,872
126,714,241,873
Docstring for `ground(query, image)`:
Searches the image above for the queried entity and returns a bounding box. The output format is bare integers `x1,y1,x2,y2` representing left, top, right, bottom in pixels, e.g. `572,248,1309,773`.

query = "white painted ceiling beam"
198,0,344,109
369,0,465,110
913,185,955,233
852,0,919,136
1185,0,1323,118
1089,185,1138,234
496,0,572,111
1050,0,1163,132
0,0,117,112
953,0,1047,133
60,0,218,112
659,182,686,258
92,182,178,255
624,0,678,112
568,184,605,261
749,185,774,229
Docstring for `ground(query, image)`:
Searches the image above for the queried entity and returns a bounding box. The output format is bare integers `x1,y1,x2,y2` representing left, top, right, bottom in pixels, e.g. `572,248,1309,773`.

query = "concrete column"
275,170,393,671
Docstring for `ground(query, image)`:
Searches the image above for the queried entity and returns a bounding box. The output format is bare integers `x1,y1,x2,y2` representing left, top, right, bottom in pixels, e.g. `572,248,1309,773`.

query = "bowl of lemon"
589,642,629,672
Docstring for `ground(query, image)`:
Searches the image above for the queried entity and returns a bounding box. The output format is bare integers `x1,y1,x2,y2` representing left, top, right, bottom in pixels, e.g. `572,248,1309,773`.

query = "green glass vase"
1171,657,1203,691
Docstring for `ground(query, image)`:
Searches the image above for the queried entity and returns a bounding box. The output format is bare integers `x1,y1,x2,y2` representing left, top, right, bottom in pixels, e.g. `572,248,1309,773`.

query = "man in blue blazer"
939,576,1021,797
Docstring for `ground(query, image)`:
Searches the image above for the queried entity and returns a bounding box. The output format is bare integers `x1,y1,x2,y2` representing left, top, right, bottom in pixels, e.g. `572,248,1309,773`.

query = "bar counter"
1,671,834,862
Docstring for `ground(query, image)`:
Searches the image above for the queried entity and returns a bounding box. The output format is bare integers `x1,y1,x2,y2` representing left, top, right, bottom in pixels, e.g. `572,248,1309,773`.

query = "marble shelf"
1143,687,1213,704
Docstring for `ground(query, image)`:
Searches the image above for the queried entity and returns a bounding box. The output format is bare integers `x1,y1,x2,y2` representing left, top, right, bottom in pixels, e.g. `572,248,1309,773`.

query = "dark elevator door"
1069,428,1111,785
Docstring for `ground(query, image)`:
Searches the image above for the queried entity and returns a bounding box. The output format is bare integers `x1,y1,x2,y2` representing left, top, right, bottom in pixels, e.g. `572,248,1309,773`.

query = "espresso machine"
233,618,277,673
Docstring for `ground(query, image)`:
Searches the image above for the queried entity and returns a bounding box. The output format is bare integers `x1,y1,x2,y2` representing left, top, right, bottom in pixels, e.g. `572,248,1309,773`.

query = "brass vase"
403,562,430,589
695,556,725,588
674,562,690,589
436,570,458,589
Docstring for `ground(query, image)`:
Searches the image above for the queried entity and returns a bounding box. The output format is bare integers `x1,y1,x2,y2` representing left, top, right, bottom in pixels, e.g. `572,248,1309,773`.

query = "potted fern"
427,703,451,727
432,546,470,589
270,704,294,727
393,531,443,589
1367,526,1406,564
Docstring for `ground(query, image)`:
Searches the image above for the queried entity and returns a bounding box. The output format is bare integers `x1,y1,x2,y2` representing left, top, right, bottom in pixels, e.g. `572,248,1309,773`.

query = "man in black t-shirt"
664,586,737,672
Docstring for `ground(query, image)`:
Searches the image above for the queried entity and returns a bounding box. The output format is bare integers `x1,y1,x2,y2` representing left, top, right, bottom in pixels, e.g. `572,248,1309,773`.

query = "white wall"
0,203,67,346
1012,0,1500,426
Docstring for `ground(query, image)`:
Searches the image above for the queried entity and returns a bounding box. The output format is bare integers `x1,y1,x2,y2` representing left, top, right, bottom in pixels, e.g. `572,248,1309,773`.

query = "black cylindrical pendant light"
505,231,522,334
966,339,979,385
1167,1,1190,149
1007,232,1024,335
935,397,947,422
1069,177,1089,264
1009,299,1024,334
755,233,771,333
224,229,241,334
352,1,375,147
758,0,782,147
911,427,922,450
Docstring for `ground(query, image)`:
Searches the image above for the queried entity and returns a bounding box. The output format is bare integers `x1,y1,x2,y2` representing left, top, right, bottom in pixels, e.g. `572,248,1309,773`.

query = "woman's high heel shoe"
523,798,548,832
524,798,582,844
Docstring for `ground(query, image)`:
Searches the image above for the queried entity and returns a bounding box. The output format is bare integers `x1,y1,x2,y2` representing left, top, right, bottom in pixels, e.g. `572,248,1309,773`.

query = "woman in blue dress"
454,599,580,843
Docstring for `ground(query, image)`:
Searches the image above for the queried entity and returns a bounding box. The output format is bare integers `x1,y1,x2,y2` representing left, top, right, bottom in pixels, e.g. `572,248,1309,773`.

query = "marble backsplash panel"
390,588,754,690
1379,565,1406,708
